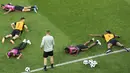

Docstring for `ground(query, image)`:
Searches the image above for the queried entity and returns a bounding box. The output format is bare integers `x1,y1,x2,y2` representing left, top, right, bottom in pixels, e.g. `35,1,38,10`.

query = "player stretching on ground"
1,3,38,14
64,38,101,55
2,17,29,44
89,30,129,53
6,39,31,59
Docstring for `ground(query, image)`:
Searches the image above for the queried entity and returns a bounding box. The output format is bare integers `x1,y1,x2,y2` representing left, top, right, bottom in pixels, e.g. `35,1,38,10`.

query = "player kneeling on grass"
6,39,31,59
89,30,129,53
65,38,101,55
2,17,29,44
1,3,38,14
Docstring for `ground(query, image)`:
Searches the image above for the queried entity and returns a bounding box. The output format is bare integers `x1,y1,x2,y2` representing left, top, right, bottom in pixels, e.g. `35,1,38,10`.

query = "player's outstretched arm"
115,35,120,38
24,25,29,32
6,53,10,58
4,9,12,14
17,53,22,59
11,23,15,29
89,34,102,37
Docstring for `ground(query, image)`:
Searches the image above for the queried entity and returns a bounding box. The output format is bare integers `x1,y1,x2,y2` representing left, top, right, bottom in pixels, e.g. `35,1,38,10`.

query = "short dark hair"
1,4,4,7
106,30,111,33
20,17,25,20
65,47,69,53
10,52,14,57
46,30,50,33
7,3,11,5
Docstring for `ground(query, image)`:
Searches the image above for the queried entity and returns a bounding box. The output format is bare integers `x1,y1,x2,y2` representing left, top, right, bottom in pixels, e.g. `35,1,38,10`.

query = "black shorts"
11,29,21,37
14,5,24,11
14,42,27,50
108,39,118,45
43,51,53,58
76,44,88,51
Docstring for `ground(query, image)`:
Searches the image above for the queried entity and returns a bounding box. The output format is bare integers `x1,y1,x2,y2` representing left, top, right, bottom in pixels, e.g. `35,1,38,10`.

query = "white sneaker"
91,38,95,41
96,40,101,45
27,40,31,45
106,49,112,54
34,5,38,10
33,8,37,13
23,39,27,43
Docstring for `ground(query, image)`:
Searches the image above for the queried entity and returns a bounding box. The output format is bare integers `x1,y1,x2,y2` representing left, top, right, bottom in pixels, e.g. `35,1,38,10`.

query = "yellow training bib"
15,21,24,31
104,33,114,42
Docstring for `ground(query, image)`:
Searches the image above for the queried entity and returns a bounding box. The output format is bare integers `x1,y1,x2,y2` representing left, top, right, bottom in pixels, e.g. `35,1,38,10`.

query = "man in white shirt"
40,30,55,71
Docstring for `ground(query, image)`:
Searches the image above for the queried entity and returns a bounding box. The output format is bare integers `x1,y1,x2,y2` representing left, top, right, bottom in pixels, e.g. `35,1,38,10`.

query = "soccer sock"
95,41,98,44
90,39,92,42
31,6,35,8
121,46,129,52
108,48,111,50
44,65,47,69
121,46,125,48
51,64,54,68
30,8,34,11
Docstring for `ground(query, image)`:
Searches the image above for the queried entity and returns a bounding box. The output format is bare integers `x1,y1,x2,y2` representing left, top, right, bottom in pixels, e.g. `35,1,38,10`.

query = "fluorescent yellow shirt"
103,33,115,42
15,21,25,31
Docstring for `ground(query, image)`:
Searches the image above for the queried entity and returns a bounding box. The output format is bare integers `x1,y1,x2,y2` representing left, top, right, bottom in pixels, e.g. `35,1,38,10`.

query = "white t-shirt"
40,35,55,52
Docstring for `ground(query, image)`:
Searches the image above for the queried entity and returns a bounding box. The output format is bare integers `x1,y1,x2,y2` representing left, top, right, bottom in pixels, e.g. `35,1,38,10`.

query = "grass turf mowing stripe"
21,48,130,73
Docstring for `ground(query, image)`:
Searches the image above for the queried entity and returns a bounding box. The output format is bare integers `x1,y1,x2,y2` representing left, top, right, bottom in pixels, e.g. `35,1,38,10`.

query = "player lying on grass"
2,17,29,44
64,38,101,55
6,39,31,59
89,30,129,53
1,3,38,14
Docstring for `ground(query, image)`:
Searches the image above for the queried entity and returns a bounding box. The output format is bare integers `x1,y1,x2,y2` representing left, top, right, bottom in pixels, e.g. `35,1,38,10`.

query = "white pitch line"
22,48,130,73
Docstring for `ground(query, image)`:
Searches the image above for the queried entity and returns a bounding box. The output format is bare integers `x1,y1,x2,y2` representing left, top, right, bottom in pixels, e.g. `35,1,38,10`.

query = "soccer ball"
25,67,30,72
83,59,89,65
89,60,98,68
88,59,93,64
83,59,98,68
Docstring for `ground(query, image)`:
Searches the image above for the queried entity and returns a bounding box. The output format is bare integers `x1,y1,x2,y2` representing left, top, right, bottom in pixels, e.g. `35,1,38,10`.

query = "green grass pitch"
0,0,130,73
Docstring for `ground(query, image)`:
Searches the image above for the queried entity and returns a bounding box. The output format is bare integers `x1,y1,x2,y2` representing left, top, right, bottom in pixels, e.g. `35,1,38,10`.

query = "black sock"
95,41,98,44
121,46,125,48
30,8,34,11
90,39,93,42
108,48,111,50
31,6,35,8
51,64,54,68
44,65,47,69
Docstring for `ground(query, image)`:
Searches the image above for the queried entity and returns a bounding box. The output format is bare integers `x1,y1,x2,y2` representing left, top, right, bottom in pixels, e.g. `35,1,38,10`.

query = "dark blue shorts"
107,39,118,45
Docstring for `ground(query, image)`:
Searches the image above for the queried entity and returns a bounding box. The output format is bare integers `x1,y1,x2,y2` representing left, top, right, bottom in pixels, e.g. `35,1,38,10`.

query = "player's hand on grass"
17,57,20,59
117,36,120,38
6,53,9,59
89,34,93,36
4,12,8,14
26,29,29,32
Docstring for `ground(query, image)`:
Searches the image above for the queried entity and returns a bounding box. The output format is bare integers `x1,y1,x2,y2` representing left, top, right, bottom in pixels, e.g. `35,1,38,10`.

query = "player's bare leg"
10,35,19,44
44,58,47,71
84,38,95,45
87,40,101,49
106,43,113,54
22,9,31,12
22,8,37,13
2,34,12,43
116,42,129,52
50,56,54,68
24,6,32,9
